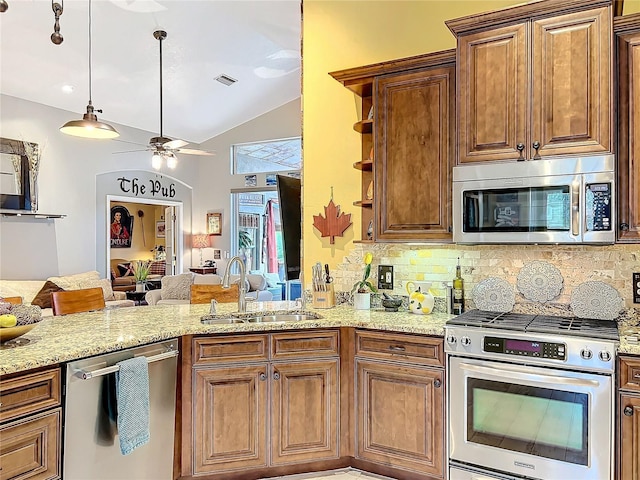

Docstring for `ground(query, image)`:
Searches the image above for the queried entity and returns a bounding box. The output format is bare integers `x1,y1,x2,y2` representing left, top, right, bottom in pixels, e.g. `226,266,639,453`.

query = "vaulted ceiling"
0,0,301,145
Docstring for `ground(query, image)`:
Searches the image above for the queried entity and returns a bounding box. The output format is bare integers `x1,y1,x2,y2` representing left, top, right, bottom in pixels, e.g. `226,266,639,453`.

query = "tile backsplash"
328,243,639,310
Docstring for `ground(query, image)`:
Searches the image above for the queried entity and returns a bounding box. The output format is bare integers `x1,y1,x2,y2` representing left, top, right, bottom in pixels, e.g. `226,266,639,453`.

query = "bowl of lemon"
0,301,42,344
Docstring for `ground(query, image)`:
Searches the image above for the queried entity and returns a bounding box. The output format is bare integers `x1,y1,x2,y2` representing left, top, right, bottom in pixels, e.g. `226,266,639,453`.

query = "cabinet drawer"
271,330,339,360
0,367,61,423
619,356,640,391
0,408,61,480
355,330,444,367
193,334,269,365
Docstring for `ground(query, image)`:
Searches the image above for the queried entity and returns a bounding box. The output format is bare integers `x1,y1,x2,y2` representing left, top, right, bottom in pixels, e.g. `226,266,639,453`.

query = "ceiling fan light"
151,153,163,170
166,154,177,169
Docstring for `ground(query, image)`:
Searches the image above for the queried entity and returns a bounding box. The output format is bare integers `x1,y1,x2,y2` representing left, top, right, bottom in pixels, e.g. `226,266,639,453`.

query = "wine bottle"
453,258,464,315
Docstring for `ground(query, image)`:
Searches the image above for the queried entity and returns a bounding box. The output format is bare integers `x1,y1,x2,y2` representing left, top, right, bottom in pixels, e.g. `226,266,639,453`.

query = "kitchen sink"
201,317,247,325
201,311,321,325
242,314,319,323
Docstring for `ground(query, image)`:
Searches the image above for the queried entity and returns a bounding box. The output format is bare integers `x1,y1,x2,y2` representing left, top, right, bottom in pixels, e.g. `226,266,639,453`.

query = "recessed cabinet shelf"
353,119,373,134
353,159,373,171
0,211,66,219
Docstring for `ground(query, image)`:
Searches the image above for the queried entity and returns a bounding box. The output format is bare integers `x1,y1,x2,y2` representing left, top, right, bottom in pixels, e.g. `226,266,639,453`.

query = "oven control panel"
483,336,566,360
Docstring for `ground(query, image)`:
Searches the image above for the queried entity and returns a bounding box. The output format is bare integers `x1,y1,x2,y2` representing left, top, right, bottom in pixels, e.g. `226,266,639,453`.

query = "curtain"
265,200,278,273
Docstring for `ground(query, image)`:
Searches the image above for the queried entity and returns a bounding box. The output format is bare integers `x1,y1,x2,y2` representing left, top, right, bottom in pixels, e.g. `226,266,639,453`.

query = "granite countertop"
0,302,453,376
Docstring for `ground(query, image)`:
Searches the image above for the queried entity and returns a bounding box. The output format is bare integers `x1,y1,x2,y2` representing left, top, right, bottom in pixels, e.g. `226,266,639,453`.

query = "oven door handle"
459,362,601,388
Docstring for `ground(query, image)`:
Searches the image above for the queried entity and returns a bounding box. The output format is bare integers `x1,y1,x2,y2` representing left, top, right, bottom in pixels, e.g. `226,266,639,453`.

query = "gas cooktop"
447,310,619,341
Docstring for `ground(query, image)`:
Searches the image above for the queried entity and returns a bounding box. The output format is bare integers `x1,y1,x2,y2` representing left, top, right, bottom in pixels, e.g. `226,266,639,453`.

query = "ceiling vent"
215,74,238,86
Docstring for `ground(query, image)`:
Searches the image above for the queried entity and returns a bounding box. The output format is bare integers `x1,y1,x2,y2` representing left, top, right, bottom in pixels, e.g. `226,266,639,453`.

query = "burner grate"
447,310,619,340
447,310,532,331
527,315,619,340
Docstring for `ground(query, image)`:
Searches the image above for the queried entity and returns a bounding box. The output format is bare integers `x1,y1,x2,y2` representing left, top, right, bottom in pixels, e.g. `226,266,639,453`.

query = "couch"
0,271,135,317
145,272,274,305
110,258,165,292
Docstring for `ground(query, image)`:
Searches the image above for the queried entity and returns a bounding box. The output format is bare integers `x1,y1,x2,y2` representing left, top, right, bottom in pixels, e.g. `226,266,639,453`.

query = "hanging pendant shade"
60,0,118,139
60,102,119,139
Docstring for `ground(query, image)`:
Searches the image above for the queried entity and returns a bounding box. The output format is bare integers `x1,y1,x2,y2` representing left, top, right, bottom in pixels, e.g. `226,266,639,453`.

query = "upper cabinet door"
457,23,528,164
375,66,454,241
531,7,612,158
616,17,640,242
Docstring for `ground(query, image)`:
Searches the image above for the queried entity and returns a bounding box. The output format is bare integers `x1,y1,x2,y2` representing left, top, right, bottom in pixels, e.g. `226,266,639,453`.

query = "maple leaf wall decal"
313,199,352,244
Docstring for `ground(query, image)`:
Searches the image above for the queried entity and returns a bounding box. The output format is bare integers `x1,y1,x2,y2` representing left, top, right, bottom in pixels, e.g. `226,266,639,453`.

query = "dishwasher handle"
75,348,178,380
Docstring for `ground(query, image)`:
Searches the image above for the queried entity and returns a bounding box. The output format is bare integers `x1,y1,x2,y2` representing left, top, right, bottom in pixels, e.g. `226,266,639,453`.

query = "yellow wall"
303,0,526,286
302,0,640,289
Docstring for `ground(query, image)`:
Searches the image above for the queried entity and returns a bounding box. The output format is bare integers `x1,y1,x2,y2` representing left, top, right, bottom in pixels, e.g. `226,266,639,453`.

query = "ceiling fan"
114,29,214,169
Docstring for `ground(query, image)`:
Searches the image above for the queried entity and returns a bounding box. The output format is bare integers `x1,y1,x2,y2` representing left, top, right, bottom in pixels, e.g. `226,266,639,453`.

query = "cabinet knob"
434,379,442,388
532,141,540,151
620,223,630,231
273,371,280,380
624,406,634,416
516,143,525,161
259,372,266,381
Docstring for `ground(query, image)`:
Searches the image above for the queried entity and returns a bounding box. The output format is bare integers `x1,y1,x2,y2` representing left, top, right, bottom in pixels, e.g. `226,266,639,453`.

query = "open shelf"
353,200,373,207
0,211,66,219
353,159,373,171
353,119,373,134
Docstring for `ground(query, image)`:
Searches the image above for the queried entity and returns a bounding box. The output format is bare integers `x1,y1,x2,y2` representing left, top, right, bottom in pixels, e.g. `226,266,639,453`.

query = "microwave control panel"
585,183,612,231
483,336,566,361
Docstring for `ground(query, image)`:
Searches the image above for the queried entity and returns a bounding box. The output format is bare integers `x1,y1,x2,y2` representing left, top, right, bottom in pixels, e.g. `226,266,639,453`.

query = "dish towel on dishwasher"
115,356,150,455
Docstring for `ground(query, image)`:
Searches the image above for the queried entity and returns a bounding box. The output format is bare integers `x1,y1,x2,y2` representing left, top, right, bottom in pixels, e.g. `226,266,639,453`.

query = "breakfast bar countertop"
0,302,454,376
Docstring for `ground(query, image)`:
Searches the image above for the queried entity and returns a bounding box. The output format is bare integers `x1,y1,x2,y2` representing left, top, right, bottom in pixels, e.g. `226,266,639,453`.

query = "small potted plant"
351,252,377,309
133,260,151,292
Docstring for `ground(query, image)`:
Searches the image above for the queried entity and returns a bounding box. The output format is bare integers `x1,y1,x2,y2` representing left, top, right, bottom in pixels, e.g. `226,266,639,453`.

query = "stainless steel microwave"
453,155,615,244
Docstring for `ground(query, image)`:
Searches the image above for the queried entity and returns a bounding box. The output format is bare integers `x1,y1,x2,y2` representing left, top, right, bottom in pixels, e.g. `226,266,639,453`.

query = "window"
233,137,301,174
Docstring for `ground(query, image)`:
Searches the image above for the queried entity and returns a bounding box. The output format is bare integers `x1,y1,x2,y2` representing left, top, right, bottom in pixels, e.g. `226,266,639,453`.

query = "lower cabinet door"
620,394,640,480
0,408,61,480
356,359,444,477
193,364,268,474
271,359,339,465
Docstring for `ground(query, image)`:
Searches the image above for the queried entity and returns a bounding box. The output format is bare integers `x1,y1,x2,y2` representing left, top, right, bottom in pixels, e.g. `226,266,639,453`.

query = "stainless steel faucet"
222,255,248,312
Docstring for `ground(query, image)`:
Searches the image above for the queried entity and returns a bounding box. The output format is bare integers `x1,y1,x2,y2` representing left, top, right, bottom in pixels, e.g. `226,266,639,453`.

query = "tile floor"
261,468,395,480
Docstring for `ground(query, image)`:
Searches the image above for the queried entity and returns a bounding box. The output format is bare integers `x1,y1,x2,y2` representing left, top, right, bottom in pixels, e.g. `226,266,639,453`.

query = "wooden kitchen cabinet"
0,409,61,480
192,364,268,474
354,331,445,478
615,13,640,242
270,359,339,465
374,63,454,241
448,0,612,164
618,355,640,479
184,330,341,477
330,50,455,243
0,366,61,480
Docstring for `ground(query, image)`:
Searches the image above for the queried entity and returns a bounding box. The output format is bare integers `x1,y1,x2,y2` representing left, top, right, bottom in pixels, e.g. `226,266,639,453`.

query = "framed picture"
244,174,257,187
156,221,166,238
110,205,133,248
207,212,222,235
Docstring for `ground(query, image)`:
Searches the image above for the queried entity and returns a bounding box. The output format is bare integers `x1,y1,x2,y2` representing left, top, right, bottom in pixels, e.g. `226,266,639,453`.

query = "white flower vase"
135,281,146,293
354,292,371,310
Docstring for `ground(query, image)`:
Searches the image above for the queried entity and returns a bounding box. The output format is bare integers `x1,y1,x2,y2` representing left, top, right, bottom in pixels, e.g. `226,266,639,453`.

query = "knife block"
312,284,335,309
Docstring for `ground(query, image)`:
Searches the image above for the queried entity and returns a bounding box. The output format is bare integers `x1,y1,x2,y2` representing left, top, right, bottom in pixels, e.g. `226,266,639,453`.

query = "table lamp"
192,234,211,266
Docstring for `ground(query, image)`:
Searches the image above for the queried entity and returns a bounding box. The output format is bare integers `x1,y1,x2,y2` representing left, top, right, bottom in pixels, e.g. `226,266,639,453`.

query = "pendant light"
60,0,119,139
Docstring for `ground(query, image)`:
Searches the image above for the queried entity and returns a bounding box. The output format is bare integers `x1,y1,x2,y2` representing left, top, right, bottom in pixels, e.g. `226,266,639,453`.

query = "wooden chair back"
190,284,239,304
51,287,106,316
2,296,23,305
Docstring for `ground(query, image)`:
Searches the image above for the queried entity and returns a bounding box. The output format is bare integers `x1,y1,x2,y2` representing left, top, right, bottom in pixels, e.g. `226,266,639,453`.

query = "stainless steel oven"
452,155,615,244
445,311,617,480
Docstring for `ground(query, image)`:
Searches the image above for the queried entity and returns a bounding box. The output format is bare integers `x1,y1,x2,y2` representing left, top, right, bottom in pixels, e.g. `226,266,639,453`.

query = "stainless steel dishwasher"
63,339,179,480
